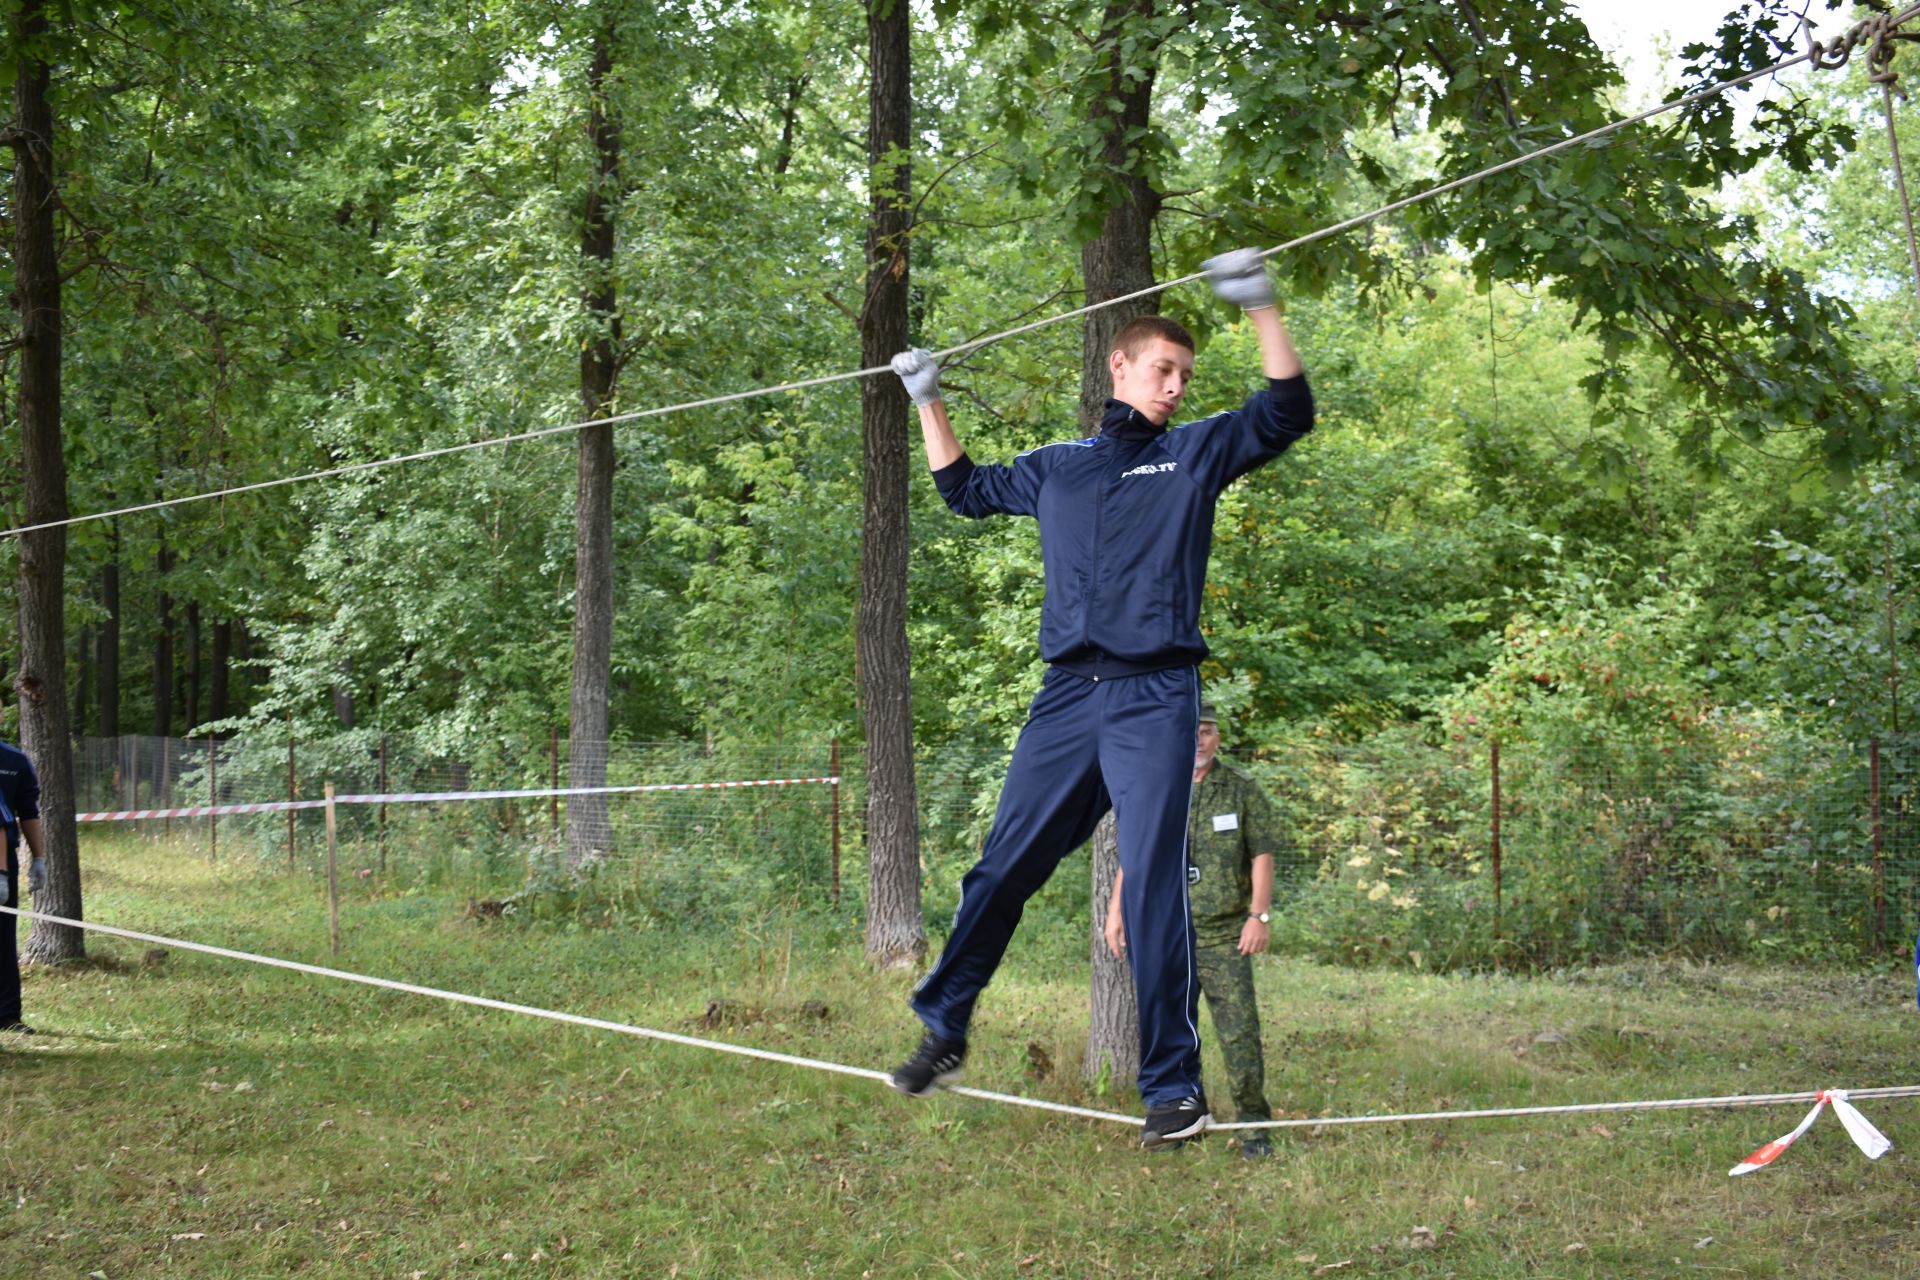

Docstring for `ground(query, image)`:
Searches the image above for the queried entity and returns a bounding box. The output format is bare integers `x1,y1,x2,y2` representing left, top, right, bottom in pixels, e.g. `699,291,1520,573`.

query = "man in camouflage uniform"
1106,701,1285,1158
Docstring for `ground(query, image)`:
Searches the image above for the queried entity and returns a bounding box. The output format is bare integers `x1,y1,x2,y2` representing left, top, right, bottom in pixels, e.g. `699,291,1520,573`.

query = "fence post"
162,740,172,838
830,737,842,906
549,724,560,841
325,782,341,957
208,734,218,863
1491,740,1503,965
1871,739,1885,956
287,716,298,870
378,735,389,875
131,736,141,810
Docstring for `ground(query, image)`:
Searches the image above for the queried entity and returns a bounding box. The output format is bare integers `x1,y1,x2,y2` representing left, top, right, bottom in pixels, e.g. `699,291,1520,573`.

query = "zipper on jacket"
1082,437,1111,664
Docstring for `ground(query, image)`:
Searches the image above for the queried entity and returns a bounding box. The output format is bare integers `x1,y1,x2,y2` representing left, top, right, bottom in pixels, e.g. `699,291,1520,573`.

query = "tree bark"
98,520,120,738
185,601,201,732
209,618,231,726
10,0,85,963
1085,813,1140,1088
860,0,925,969
73,624,90,737
1082,0,1162,1081
566,26,620,867
154,531,174,736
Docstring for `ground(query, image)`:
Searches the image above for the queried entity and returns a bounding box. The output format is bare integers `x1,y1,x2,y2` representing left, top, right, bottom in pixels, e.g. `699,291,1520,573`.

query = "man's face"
1194,720,1219,773
1109,338,1195,425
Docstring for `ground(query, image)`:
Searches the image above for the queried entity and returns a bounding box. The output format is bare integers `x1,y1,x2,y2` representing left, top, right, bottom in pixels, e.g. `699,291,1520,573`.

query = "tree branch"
909,141,1000,222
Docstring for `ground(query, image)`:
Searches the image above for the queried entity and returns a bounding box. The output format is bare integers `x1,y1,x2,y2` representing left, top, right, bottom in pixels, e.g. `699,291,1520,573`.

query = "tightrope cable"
4,8,1912,543
6,905,1916,1139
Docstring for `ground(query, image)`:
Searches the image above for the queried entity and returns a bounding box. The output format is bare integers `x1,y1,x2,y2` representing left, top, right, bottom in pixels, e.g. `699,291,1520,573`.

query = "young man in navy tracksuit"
887,249,1313,1147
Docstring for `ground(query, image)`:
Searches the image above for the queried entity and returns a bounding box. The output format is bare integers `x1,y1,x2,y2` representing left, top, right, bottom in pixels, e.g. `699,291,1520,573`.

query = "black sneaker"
891,1033,965,1097
0,1021,36,1036
1140,1094,1211,1148
1240,1133,1272,1161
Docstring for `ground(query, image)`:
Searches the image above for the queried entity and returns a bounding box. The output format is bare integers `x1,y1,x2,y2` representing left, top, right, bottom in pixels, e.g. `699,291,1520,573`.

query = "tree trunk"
73,624,90,737
154,531,174,736
209,618,231,726
1085,813,1140,1089
566,26,620,867
860,0,925,969
185,601,201,732
1082,0,1162,1080
231,620,251,712
10,0,85,963
98,521,120,737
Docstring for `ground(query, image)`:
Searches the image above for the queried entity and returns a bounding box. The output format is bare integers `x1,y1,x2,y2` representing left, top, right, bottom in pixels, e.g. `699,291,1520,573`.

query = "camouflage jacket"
1186,761,1285,947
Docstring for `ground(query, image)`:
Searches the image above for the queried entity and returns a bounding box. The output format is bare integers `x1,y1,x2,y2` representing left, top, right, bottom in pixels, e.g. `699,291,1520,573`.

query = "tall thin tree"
567,24,621,866
860,0,925,968
1081,0,1162,1084
6,0,85,963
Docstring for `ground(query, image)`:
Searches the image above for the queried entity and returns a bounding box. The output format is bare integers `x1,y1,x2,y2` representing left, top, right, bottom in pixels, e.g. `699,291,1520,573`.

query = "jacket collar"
1100,398,1165,439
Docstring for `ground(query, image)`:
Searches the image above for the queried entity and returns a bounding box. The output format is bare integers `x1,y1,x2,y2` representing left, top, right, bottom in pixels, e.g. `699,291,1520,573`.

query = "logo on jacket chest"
1120,461,1178,479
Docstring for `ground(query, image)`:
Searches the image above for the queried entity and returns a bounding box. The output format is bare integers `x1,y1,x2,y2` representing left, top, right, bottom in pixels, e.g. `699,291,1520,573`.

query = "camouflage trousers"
1195,940,1271,1123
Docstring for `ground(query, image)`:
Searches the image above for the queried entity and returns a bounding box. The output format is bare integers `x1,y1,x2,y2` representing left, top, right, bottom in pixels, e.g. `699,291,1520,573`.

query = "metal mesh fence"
70,729,1917,967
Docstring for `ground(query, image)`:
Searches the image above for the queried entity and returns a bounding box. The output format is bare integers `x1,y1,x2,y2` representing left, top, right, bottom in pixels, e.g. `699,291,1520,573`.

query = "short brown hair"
1112,315,1195,360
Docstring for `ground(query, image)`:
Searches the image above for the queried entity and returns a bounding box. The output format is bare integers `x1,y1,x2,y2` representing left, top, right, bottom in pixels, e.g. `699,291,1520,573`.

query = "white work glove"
28,858,46,896
890,348,944,406
1203,248,1276,311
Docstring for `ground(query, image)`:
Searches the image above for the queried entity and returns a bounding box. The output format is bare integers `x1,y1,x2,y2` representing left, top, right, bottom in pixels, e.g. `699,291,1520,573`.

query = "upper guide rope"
4,6,1912,543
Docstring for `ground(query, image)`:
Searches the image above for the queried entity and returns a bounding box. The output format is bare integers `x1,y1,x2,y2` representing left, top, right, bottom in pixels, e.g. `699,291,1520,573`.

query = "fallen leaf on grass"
1564,1242,1587,1254
1310,1261,1354,1276
1017,1256,1040,1268
1293,1253,1317,1264
1590,1123,1615,1139
1408,1226,1438,1249
1695,1237,1714,1249
170,1233,205,1241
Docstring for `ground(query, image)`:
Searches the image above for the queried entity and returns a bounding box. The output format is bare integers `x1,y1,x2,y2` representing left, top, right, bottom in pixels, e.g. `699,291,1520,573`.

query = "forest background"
3,0,1917,974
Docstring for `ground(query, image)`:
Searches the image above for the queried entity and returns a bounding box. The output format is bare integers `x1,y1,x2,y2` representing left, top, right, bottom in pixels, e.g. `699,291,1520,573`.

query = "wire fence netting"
71,729,1917,968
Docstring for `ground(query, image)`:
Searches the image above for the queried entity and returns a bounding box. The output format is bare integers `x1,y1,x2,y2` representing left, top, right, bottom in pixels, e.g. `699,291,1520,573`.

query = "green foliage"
1730,465,1920,741
11,0,1916,975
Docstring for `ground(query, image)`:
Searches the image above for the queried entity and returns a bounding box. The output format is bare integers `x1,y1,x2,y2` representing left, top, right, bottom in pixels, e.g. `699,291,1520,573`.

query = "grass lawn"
3,834,1917,1278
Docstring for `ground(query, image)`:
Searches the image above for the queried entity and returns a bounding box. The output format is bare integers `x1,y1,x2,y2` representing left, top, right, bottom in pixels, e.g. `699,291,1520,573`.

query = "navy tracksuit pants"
912,665,1202,1107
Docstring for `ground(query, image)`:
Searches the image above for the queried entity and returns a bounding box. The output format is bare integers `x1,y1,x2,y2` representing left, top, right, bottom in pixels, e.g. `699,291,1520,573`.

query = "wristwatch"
1248,910,1270,924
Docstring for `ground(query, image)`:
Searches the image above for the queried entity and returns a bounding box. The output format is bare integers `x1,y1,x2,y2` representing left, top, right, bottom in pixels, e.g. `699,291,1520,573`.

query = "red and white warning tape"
1728,1088,1892,1176
74,777,840,823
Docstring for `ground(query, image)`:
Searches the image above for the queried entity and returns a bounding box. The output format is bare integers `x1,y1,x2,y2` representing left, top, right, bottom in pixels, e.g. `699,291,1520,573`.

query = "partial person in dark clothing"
0,738,47,1035
887,249,1315,1148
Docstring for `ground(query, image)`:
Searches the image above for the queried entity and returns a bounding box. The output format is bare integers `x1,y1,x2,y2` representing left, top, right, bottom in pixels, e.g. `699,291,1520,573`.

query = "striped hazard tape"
75,777,841,823
1729,1089,1892,1176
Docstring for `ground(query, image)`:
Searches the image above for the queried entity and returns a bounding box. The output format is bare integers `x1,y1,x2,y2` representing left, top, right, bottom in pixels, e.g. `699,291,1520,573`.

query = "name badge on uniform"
1212,812,1239,832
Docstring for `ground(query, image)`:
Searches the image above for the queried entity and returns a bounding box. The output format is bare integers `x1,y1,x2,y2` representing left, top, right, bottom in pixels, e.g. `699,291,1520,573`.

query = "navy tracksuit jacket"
912,374,1314,1106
